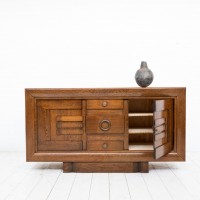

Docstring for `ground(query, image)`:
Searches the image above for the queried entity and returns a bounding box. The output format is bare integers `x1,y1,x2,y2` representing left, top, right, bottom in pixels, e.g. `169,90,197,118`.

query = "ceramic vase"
135,61,154,87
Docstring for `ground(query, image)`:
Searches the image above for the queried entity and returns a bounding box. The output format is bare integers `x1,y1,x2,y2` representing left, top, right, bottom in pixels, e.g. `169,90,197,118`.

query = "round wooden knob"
102,101,108,107
102,143,108,149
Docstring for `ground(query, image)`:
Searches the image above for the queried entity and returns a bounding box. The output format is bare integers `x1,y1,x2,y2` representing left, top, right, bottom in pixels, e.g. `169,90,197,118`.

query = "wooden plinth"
63,162,149,173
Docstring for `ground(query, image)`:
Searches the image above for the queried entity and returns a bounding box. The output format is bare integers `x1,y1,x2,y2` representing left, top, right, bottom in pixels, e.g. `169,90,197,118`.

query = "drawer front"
86,115,124,134
87,134,125,141
38,141,82,151
87,100,123,109
87,141,124,151
37,99,82,109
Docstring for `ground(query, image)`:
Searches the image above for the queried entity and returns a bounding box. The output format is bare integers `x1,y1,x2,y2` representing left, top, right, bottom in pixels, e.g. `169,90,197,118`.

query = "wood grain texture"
124,100,129,150
26,87,185,99
63,162,149,173
72,162,134,172
25,90,36,161
87,140,124,151
25,88,186,168
86,115,124,134
38,141,83,151
153,99,174,159
87,100,123,109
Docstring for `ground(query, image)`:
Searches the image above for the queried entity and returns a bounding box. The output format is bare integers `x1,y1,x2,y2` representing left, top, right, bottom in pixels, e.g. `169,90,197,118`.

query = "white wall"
0,0,200,151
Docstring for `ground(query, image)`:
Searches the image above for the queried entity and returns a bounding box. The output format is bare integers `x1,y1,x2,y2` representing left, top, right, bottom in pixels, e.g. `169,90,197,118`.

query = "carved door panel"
37,100,83,151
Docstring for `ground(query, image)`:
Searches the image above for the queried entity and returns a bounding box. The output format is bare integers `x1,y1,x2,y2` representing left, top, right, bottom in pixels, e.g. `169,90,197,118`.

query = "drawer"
87,134,125,141
87,100,123,109
38,141,83,151
87,141,124,151
37,99,82,109
86,115,124,134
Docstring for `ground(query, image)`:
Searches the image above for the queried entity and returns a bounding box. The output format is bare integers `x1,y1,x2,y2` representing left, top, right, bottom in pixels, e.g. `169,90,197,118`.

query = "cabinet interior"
128,99,154,151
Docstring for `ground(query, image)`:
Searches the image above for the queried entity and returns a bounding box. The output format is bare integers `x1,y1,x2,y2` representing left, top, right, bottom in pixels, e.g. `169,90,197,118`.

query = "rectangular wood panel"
87,100,123,109
56,116,83,122
38,141,83,151
87,134,125,141
87,140,124,151
50,110,82,141
63,162,149,172
37,99,82,109
153,99,173,159
57,121,83,128
86,115,124,134
87,109,123,115
57,129,83,135
72,162,134,173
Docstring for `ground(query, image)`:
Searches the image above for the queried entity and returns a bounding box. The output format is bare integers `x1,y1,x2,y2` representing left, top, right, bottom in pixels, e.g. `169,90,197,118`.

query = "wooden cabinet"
26,88,186,173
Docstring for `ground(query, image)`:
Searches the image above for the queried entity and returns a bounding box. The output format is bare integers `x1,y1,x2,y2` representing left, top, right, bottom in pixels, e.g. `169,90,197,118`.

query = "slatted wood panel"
153,99,173,159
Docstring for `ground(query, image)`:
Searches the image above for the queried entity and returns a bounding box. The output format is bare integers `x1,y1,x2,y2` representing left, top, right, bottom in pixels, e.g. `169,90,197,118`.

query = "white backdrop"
0,0,200,151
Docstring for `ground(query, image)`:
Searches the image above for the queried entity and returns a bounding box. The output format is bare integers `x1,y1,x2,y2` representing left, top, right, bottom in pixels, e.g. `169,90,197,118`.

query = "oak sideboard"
25,87,186,172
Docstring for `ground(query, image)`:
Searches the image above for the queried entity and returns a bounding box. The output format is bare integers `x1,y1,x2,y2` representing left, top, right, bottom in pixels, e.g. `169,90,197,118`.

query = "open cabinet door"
153,99,174,159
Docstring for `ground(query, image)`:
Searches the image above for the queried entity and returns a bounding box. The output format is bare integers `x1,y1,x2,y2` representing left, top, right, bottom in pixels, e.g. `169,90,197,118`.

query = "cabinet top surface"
25,87,186,98
25,87,186,91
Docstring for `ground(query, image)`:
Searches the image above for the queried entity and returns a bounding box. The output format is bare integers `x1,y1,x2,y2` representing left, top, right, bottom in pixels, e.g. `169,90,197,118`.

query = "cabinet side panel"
26,90,36,161
176,89,186,160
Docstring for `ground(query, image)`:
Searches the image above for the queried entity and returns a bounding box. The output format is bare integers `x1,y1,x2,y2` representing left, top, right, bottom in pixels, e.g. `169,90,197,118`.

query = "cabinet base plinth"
63,162,149,173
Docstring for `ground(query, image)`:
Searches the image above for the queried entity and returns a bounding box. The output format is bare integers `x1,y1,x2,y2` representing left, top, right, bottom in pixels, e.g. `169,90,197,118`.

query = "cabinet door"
37,99,83,151
153,99,174,159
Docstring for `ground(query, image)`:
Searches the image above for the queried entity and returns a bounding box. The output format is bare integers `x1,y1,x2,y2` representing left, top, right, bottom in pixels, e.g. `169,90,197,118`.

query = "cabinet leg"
63,162,149,173
133,162,149,173
63,162,73,172
139,162,149,173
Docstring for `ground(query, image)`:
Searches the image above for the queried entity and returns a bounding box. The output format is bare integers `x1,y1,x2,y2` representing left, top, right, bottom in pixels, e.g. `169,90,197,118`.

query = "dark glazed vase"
135,61,154,88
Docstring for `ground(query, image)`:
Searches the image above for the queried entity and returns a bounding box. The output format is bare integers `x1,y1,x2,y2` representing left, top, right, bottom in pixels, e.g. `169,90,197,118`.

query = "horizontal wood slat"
57,129,83,135
129,128,153,134
154,110,167,120
154,118,165,127
154,131,166,141
154,99,173,111
56,116,83,122
56,121,83,128
154,142,171,159
155,124,165,134
128,113,153,117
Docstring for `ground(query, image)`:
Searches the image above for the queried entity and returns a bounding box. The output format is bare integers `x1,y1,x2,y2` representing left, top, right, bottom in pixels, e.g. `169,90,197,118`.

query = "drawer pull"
102,143,108,149
99,120,111,131
102,101,108,107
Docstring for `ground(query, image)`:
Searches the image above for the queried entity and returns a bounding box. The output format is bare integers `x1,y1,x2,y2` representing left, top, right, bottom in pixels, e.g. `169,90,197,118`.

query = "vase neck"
140,61,148,69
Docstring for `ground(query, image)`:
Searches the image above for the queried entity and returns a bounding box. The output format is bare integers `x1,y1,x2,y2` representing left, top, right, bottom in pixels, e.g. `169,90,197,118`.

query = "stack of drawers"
86,100,125,151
